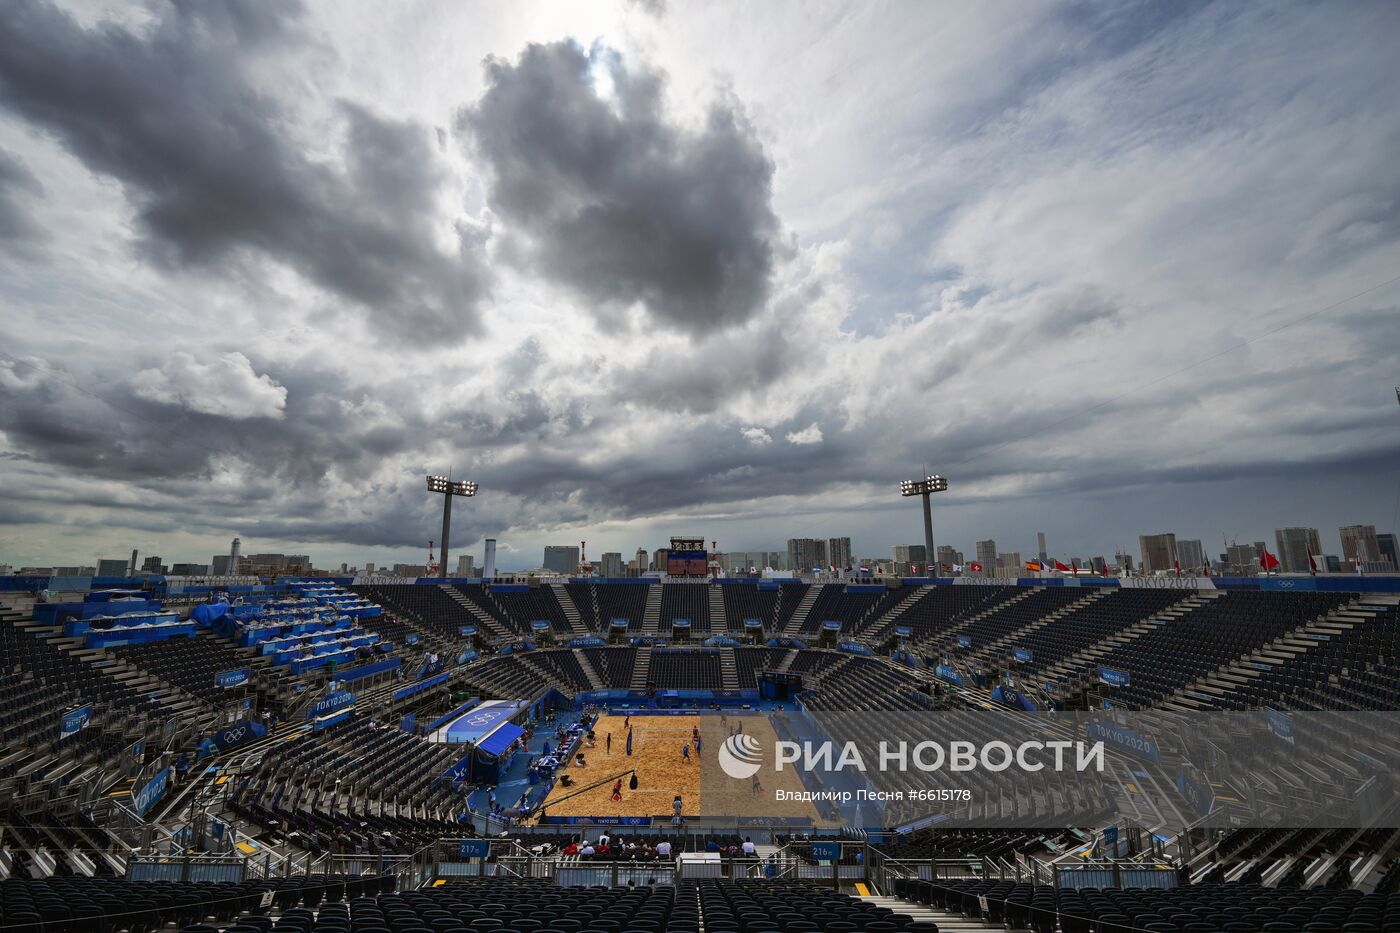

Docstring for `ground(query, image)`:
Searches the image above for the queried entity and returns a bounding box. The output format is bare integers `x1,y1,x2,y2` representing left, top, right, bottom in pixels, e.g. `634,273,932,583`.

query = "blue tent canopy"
477,722,525,758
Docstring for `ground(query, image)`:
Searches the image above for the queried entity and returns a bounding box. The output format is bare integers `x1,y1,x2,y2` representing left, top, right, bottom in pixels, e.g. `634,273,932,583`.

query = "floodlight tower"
899,474,948,577
426,475,478,579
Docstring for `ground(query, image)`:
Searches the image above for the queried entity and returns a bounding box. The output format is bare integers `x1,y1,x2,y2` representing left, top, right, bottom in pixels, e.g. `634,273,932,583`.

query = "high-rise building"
543,545,580,575
995,551,1021,577
1175,539,1206,574
170,562,207,575
1036,532,1048,563
456,554,475,576
483,539,497,579
96,559,128,576
827,537,852,570
651,549,669,572
600,552,624,577
1378,534,1398,571
787,539,827,574
891,544,927,565
140,555,165,574
975,540,997,571
1339,525,1381,568
1274,527,1322,574
392,563,427,577
936,545,963,569
1138,533,1177,574
1226,543,1259,576
231,537,242,571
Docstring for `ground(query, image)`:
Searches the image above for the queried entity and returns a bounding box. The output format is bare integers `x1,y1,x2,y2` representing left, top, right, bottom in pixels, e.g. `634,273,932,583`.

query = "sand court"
534,713,704,820
532,712,822,824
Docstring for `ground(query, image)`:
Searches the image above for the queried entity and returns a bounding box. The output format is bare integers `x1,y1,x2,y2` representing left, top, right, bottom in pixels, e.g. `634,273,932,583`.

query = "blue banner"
1086,720,1160,763
458,839,489,858
1267,709,1295,743
1098,667,1131,687
212,719,268,751
1176,768,1216,817
894,626,913,637
61,703,92,739
405,633,420,645
215,669,250,689
810,841,841,860
935,663,964,686
308,689,356,719
538,815,652,826
956,635,972,648
133,767,170,816
1012,648,1033,664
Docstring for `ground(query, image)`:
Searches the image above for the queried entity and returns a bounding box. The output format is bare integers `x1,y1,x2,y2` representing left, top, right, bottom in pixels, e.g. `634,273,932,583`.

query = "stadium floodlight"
426,475,478,579
899,474,948,577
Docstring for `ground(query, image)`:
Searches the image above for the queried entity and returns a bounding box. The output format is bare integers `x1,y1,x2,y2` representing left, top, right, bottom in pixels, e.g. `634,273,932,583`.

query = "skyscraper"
1138,533,1178,574
455,554,475,576
1378,534,1398,571
1339,525,1381,567
1175,539,1205,573
1274,527,1322,574
891,544,927,572
975,539,997,571
483,539,497,579
600,552,624,578
543,545,580,575
788,539,827,573
827,537,852,570
936,545,963,568
1036,532,1047,563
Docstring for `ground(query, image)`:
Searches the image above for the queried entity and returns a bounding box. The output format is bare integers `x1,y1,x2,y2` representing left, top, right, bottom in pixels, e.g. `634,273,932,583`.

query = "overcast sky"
1,0,1398,572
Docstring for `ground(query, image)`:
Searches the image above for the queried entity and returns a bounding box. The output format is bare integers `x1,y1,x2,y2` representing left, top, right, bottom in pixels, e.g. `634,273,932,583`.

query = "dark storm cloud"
0,0,489,340
0,148,44,246
462,40,780,334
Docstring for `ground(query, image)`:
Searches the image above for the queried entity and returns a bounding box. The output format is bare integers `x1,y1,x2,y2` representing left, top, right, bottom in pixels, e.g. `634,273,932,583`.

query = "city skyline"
1,3,1398,569
6,514,1395,576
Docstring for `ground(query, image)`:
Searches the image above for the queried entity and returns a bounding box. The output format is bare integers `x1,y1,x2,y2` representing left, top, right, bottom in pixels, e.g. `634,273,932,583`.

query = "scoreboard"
667,536,709,577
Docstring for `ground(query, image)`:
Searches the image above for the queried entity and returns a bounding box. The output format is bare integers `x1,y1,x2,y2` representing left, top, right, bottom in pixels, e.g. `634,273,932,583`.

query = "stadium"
4,1,1400,931
3,556,1400,932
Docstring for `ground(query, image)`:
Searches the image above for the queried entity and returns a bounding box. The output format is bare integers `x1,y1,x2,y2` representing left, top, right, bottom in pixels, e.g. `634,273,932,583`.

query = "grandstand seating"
897,876,1399,932
487,588,571,638
733,646,789,689
581,647,635,689
1199,602,1400,710
350,585,475,641
719,585,780,633
658,585,710,637
1009,588,1187,674
881,585,1017,644
111,634,280,706
592,583,650,633
647,649,723,689
1084,591,1352,707
797,586,884,636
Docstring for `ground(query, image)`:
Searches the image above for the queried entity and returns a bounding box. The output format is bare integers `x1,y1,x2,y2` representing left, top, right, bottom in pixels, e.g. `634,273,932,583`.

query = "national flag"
1306,549,1317,576
858,565,870,573
1053,559,1071,572
968,561,984,573
1071,558,1080,576
1025,560,1043,572
951,563,963,573
1174,559,1181,578
1260,549,1280,572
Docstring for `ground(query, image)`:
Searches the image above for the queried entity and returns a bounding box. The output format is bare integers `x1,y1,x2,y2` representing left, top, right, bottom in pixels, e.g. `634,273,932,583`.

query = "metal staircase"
858,585,933,643
629,645,653,690
640,585,662,636
718,646,740,691
440,584,513,642
550,583,591,639
782,586,823,637
708,584,727,635
862,894,985,932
